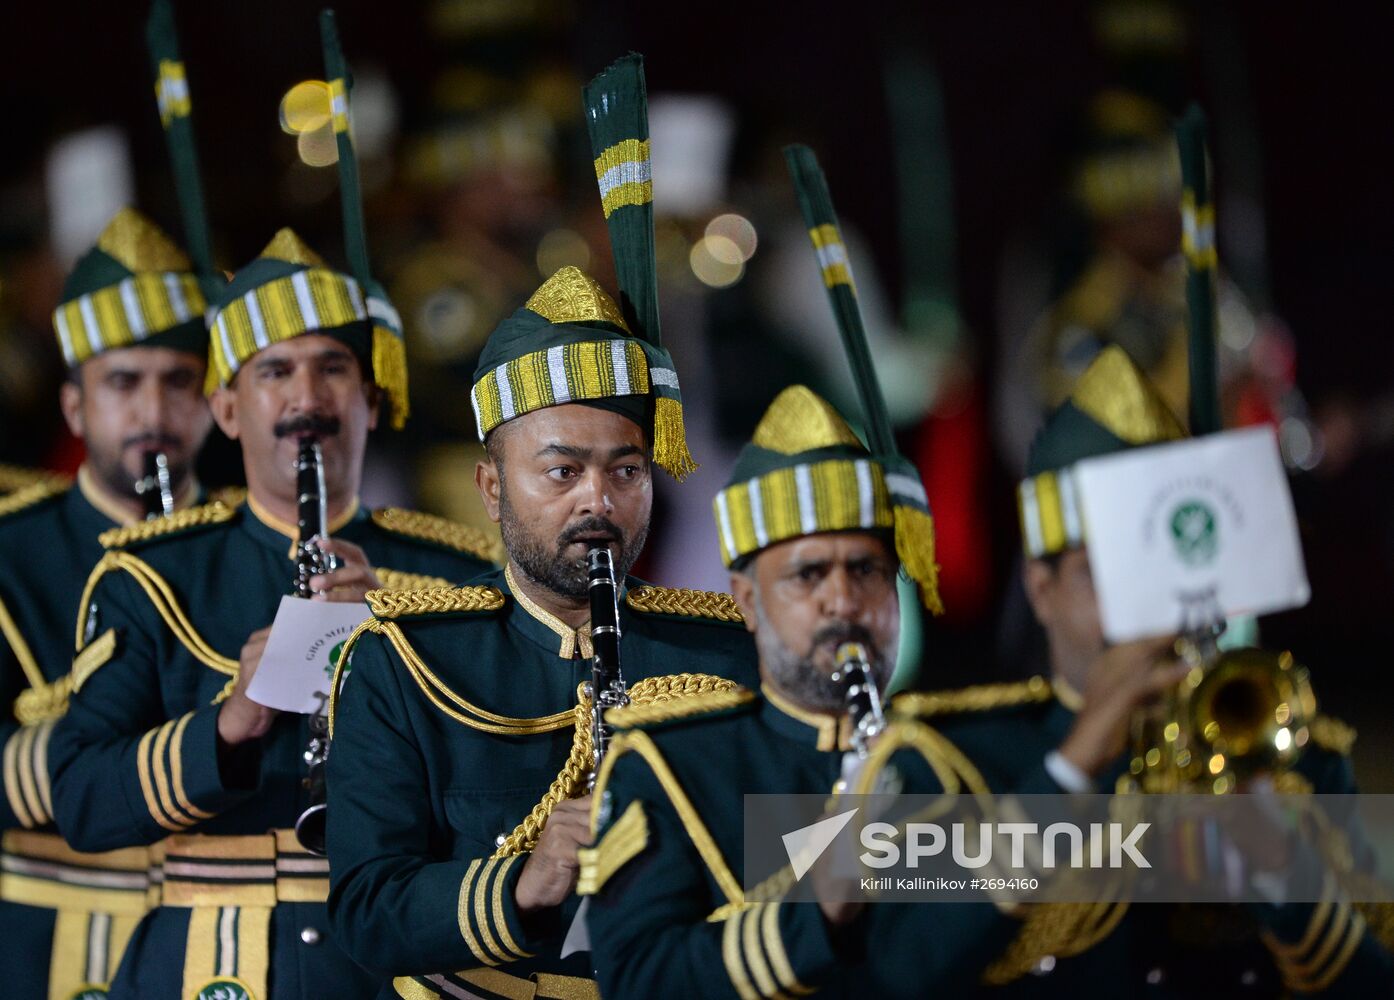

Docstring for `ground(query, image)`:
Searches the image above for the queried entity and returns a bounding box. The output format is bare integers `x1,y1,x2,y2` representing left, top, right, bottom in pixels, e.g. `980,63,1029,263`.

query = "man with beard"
47,17,497,998
324,54,759,1000
0,206,218,1000
580,385,1010,998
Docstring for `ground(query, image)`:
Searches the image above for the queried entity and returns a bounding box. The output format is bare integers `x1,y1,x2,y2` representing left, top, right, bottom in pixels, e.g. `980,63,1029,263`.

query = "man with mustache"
0,206,218,1000
580,386,1010,998
48,18,496,997
324,55,760,1000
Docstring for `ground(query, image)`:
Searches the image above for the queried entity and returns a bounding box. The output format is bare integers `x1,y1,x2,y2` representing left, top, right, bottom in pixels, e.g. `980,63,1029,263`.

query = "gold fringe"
652,396,697,482
98,498,236,549
0,464,69,496
894,503,943,614
0,479,69,520
365,585,505,620
1309,714,1357,756
624,585,744,623
370,507,501,564
373,325,410,430
892,676,1054,719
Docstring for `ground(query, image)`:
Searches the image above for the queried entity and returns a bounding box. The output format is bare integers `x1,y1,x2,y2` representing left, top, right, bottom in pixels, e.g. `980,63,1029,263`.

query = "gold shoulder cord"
97,499,236,549
893,676,1053,719
76,552,239,702
0,464,69,495
0,478,68,519
625,586,745,623
370,508,502,565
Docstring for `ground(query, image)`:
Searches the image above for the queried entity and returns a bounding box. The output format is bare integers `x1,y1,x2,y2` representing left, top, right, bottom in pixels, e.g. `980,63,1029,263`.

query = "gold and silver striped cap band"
1017,468,1085,559
593,138,652,218
713,457,895,567
208,267,398,387
53,272,206,368
809,224,854,289
470,338,676,440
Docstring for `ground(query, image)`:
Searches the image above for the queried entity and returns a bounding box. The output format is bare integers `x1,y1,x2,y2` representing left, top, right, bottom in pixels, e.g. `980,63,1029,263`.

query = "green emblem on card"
194,980,252,1000
1169,500,1218,566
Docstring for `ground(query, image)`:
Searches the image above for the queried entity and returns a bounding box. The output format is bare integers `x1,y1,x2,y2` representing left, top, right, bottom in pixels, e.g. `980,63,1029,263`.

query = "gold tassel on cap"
372,325,410,430
895,504,944,615
652,396,696,481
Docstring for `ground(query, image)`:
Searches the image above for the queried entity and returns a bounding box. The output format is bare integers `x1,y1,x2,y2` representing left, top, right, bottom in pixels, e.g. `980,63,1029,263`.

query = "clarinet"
293,438,339,855
585,546,628,789
134,451,175,520
832,642,886,759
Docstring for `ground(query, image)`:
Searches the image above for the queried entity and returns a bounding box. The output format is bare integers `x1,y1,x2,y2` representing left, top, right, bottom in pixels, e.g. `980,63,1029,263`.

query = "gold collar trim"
78,463,198,527
761,682,852,752
247,490,360,557
1051,675,1085,712
505,564,592,659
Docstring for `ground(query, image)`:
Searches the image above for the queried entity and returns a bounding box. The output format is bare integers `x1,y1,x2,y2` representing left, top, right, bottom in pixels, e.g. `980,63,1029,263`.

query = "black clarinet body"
832,642,886,759
293,437,337,854
135,451,175,520
586,546,628,785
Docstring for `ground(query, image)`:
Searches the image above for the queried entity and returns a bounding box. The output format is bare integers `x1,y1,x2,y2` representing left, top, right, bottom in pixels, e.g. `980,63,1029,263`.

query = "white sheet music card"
1073,426,1310,644
246,596,367,714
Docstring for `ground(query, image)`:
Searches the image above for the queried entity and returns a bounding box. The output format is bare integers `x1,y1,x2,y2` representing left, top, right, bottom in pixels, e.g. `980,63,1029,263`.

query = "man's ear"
1021,556,1056,628
729,569,758,636
59,379,84,439
364,381,381,432
475,458,502,524
208,386,240,440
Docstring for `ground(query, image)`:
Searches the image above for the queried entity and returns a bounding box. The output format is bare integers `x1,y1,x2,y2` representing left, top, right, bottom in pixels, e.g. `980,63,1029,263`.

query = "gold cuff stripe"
742,904,788,999
762,902,815,996
14,723,47,827
3,726,35,828
30,719,54,821
577,799,648,896
722,908,760,1000
472,857,512,964
457,859,497,966
169,711,215,821
1299,912,1367,993
490,854,533,960
149,719,193,829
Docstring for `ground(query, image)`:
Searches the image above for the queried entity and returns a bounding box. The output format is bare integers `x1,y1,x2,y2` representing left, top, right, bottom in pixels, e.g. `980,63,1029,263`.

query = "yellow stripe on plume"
594,138,653,218
330,78,349,133
156,60,191,126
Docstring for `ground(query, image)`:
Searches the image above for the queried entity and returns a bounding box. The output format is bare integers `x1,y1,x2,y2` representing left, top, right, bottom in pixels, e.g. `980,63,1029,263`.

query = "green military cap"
468,53,695,480
206,11,409,429
1018,345,1184,558
53,207,211,369
714,384,943,612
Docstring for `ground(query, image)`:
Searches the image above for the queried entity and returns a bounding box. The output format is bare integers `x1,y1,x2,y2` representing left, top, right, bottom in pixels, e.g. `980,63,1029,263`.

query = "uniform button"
1240,970,1257,987
1145,968,1164,985
495,834,507,847
300,927,321,945
1030,956,1056,976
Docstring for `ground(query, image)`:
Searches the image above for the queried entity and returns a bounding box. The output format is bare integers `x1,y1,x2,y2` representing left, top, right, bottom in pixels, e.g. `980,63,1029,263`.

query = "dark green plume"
1176,103,1220,436
582,53,661,348
144,0,219,301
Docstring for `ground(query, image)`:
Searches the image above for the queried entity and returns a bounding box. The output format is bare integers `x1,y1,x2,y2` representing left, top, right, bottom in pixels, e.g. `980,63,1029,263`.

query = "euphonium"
1125,627,1315,794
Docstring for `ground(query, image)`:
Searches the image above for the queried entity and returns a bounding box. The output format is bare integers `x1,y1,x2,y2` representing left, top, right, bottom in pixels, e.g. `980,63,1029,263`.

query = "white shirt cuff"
1044,751,1094,793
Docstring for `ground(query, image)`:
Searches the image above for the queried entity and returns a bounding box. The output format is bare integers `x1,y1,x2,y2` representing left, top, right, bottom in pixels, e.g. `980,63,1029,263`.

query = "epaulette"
371,507,501,564
366,585,505,620
209,485,247,508
1309,714,1356,756
0,464,69,496
605,687,755,730
893,676,1053,719
0,478,69,521
625,585,744,624
98,498,238,549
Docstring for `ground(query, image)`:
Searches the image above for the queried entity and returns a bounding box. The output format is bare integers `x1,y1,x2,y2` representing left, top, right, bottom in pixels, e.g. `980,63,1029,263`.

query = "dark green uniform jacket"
583,687,1014,999
47,498,494,1000
324,566,761,1000
895,678,1394,998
